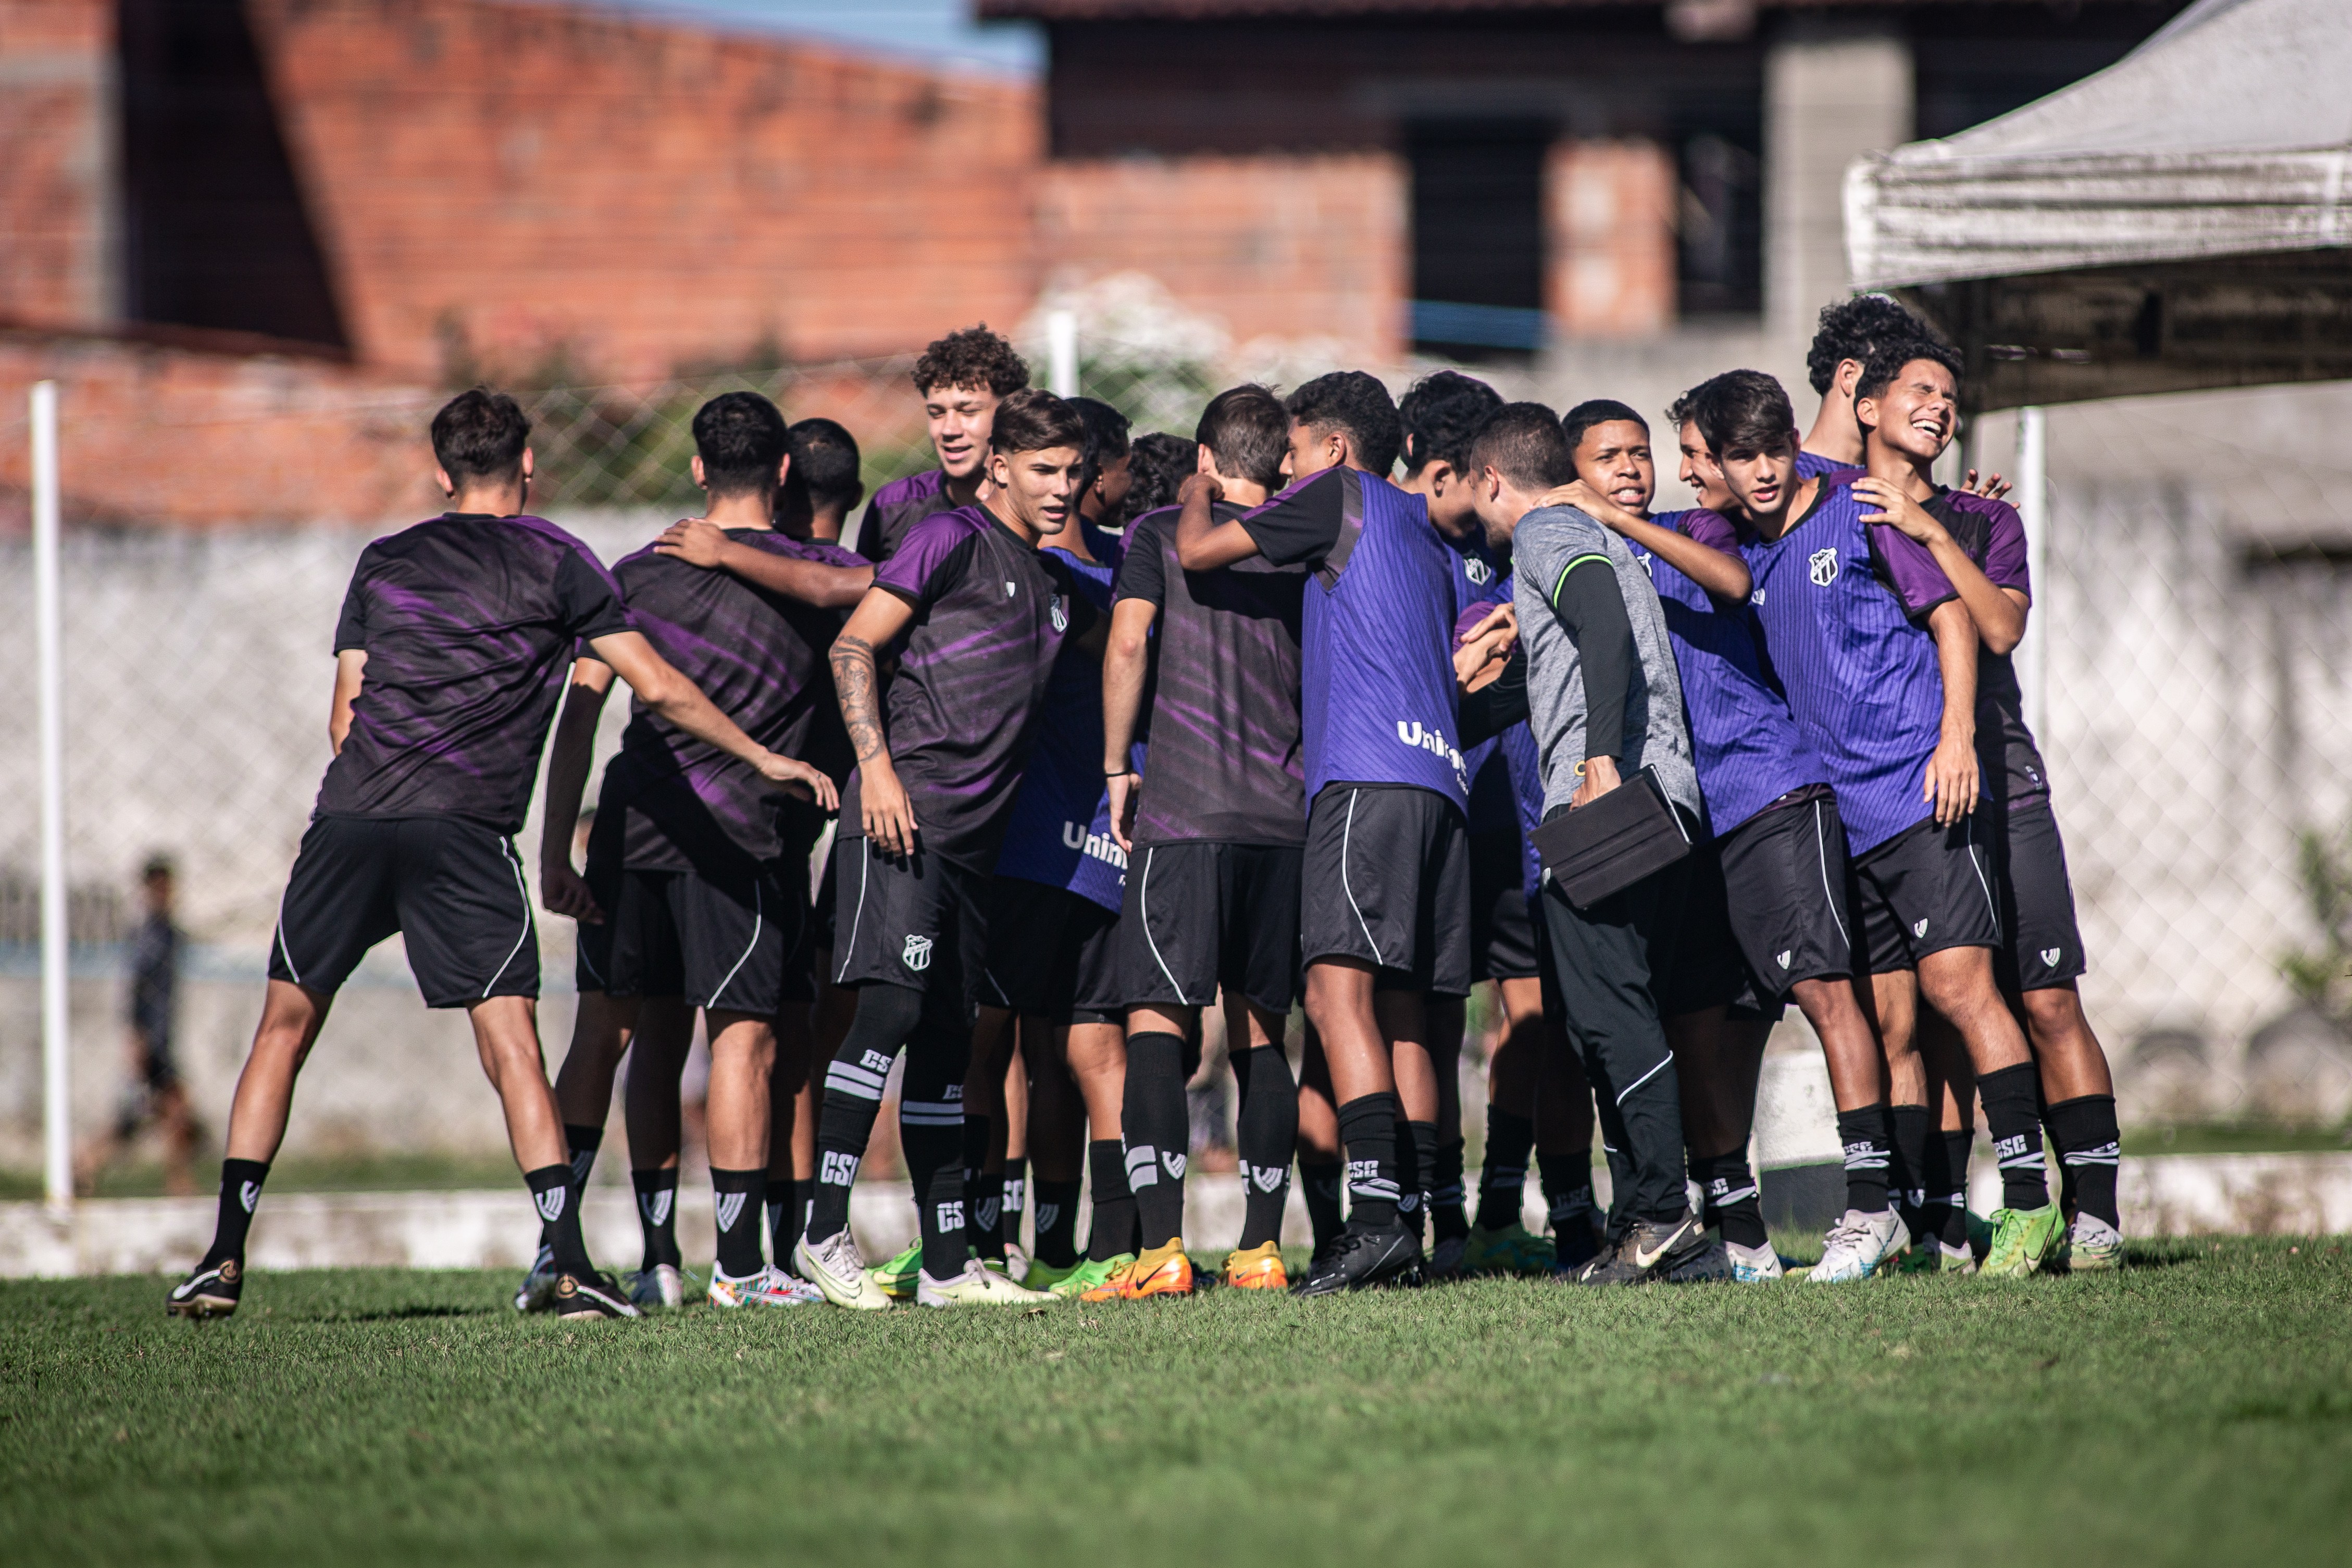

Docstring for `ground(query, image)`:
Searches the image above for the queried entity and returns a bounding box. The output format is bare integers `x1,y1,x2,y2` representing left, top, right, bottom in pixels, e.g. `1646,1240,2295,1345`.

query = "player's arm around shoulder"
655,517,874,608
541,657,616,920
587,628,838,811
831,587,920,857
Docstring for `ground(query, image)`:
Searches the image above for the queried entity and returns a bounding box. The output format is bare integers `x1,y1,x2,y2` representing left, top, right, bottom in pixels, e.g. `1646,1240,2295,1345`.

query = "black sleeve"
1455,648,1529,749
1238,468,1347,568
555,547,636,641
1553,557,1634,762
332,558,371,653
1113,513,1168,606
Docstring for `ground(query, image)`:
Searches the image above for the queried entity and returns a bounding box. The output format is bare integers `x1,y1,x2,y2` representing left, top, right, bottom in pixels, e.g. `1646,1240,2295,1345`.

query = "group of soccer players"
168,298,2123,1322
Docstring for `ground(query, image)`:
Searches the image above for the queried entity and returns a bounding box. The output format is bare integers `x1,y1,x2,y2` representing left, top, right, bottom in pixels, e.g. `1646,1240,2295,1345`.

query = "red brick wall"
1546,139,1676,340
0,0,118,329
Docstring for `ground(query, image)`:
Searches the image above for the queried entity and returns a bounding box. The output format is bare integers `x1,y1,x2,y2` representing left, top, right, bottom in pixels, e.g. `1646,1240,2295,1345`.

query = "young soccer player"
536,392,861,1311
1847,342,2123,1272
781,416,866,546
1174,371,1469,1295
795,389,1100,1310
1797,294,1929,480
1693,369,2060,1278
1098,384,1305,1295
1123,431,1198,521
854,326,1028,562
167,390,831,1322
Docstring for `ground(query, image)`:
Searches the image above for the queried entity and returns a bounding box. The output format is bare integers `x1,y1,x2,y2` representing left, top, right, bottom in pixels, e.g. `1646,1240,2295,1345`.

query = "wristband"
1105,767,1135,777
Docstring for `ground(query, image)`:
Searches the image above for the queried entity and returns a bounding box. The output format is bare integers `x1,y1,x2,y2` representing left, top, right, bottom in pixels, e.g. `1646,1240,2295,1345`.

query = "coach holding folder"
1464,404,1713,1288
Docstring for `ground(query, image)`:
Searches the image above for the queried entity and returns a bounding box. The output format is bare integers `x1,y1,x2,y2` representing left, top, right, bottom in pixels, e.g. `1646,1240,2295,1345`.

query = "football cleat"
795,1229,895,1311
550,1269,642,1320
1017,1256,1086,1295
1425,1234,1469,1278
868,1240,923,1301
708,1265,823,1308
1080,1240,1196,1301
1980,1204,2063,1278
166,1258,242,1320
1661,1238,1732,1283
1725,1239,1786,1282
627,1263,686,1310
1290,1223,1424,1297
513,1243,559,1313
997,1241,1031,1284
1809,1208,1910,1284
1548,1220,1603,1279
1460,1222,1557,1277
916,1256,1055,1307
1576,1211,1711,1286
1046,1253,1133,1300
1221,1241,1289,1291
2059,1213,2124,1273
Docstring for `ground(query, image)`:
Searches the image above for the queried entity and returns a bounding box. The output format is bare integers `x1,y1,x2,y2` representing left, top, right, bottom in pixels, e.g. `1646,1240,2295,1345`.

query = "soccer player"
1847,342,2123,1272
78,856,196,1196
1123,431,1199,520
795,389,1100,1310
537,392,860,1311
1099,384,1305,1295
1174,371,1468,1294
853,326,1028,562
781,416,866,546
1691,368,2059,1278
167,390,831,1322
1797,294,1929,479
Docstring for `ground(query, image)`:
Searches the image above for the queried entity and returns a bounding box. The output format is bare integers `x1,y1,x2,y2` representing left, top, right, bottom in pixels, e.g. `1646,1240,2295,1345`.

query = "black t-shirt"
1924,490,2050,805
319,513,633,832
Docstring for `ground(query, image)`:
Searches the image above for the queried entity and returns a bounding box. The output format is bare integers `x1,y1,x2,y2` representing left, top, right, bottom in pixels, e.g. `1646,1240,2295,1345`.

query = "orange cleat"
1221,1240,1289,1291
1079,1239,1195,1300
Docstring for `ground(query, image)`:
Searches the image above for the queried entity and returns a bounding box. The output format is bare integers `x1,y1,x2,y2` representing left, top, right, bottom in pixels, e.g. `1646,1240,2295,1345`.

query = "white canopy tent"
1845,0,2352,412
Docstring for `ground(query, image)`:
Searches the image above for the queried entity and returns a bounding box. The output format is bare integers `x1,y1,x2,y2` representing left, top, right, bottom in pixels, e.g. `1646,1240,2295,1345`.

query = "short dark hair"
1398,370,1503,476
912,325,1029,398
1286,371,1402,477
1194,383,1288,492
1855,336,1965,410
141,853,175,882
988,387,1086,455
1805,293,1929,396
1468,402,1573,492
1688,370,1797,461
1560,399,1649,459
430,389,529,485
1069,396,1132,503
691,391,789,496
786,417,862,516
1664,390,1700,436
1124,432,1197,518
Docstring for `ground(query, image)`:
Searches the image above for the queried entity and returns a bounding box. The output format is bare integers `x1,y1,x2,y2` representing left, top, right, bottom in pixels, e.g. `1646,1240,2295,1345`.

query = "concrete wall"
1763,15,1912,344
1545,139,1677,340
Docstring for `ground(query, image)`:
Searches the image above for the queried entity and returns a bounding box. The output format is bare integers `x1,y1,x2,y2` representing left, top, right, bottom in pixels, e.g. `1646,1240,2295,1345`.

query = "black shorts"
576,862,800,1015
983,877,1124,1024
1118,840,1303,1016
809,837,842,955
1719,788,1857,1001
1467,828,1540,983
830,836,989,1018
268,814,537,1009
1994,797,2088,992
1855,811,2004,974
1661,837,1749,1018
1301,785,1472,998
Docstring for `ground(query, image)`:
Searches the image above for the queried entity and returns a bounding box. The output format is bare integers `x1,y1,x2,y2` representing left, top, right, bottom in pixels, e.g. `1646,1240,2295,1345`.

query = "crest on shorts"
1912,918,1930,938
2040,947,2062,967
1809,546,1840,587
902,933,934,971
1050,594,1068,634
1776,950,1792,970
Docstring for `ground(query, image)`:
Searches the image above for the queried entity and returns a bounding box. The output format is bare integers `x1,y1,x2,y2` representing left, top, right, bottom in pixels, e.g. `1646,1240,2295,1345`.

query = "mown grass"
6,1238,2349,1567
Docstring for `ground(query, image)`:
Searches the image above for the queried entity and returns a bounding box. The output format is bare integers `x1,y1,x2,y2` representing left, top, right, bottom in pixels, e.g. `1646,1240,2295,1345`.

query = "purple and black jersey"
1443,532,1511,832
1632,508,1829,837
1740,479,1953,855
994,538,1130,912
1921,490,2049,806
1795,451,1860,484
1239,466,1467,811
595,529,865,873
853,468,959,564
1116,501,1308,846
842,506,1097,871
320,512,633,832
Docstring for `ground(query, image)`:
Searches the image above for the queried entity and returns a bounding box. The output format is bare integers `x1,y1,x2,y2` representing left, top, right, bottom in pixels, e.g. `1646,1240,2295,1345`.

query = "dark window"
1407,120,1548,361
1677,131,1762,318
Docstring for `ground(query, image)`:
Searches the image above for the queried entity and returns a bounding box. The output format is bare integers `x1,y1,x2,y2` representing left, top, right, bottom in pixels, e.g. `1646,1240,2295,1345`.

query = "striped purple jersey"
1740,479,1950,855
1633,508,1828,837
1920,490,2049,806
321,512,633,832
1795,450,1861,484
993,536,1131,911
1238,466,1468,810
853,468,958,564
841,506,1097,870
595,529,865,872
1114,502,1308,846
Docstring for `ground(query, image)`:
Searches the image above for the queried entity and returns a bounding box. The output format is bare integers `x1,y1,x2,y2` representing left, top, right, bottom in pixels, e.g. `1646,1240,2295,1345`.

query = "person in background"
79,855,198,1197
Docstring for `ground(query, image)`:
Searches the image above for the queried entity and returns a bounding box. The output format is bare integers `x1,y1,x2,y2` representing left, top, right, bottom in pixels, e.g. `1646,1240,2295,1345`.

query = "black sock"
2045,1093,2120,1227
1478,1108,1535,1230
962,1116,1003,1261
564,1124,604,1187
632,1168,681,1270
202,1158,270,1267
765,1180,806,1272
1122,1031,1190,1249
1300,1160,1346,1253
1888,1104,1932,1231
1431,1134,1469,1242
1233,1044,1296,1251
1979,1063,2050,1210
1086,1139,1137,1263
1835,1106,1892,1215
1930,1129,1974,1248
1336,1092,1402,1229
1399,1118,1436,1238
711,1167,766,1279
1034,1178,1082,1267
1537,1151,1595,1240
905,1120,966,1280
808,985,918,1243
1689,1149,1768,1250
527,1164,591,1275
1000,1157,1027,1251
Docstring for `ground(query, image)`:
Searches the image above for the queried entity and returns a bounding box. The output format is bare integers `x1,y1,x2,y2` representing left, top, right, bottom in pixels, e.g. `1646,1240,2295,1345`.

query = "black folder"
1526,765,1692,909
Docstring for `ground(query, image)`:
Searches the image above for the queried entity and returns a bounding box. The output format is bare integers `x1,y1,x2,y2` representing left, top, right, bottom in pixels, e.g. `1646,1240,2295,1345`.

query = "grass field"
8,1239,2350,1567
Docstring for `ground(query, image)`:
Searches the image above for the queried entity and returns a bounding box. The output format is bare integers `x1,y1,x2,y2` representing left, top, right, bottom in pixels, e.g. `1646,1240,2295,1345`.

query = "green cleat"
1979,1204,2063,1278
1046,1253,1134,1300
1459,1222,1557,1276
868,1240,923,1301
1018,1256,1088,1295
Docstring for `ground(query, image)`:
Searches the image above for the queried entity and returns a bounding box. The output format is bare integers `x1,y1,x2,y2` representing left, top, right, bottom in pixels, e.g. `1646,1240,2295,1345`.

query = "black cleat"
1660,1237,1732,1283
1549,1220,1604,1279
549,1269,642,1320
166,1258,242,1320
1288,1223,1424,1297
1575,1210,1711,1287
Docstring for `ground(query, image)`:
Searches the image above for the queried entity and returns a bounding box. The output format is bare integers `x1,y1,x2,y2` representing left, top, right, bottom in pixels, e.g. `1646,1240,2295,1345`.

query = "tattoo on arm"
831,634,888,764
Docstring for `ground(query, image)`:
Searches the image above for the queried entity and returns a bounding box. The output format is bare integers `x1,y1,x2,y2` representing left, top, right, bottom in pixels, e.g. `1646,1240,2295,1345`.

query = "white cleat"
627,1263,686,1310
1726,1240,1786,1282
1809,1208,1910,1284
794,1229,896,1310
708,1265,823,1308
916,1256,1056,1307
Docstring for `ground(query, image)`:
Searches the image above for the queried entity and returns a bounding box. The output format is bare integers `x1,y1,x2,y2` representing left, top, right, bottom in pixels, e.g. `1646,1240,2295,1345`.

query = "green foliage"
2281,817,2352,1009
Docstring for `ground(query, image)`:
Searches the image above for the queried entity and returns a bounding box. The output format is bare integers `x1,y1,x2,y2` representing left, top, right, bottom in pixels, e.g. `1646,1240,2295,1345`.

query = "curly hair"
1856,335,1964,410
912,324,1029,398
1124,431,1199,518
1398,370,1503,476
1804,294,1932,396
